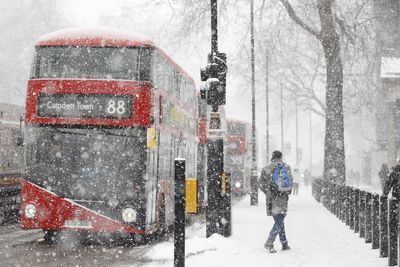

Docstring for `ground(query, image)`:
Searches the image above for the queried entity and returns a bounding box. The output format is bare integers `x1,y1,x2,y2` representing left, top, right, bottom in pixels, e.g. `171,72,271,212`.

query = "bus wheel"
43,230,59,243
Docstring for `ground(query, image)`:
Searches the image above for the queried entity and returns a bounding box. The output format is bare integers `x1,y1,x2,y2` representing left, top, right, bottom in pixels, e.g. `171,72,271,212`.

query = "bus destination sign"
37,93,133,119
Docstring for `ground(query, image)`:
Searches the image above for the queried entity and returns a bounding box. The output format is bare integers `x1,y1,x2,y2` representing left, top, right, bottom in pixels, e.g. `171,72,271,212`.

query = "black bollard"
346,187,351,226
343,186,348,223
339,185,344,221
365,192,372,243
380,195,389,258
336,184,341,217
174,159,186,267
388,198,399,266
354,189,360,233
340,185,345,220
325,182,330,212
331,184,336,215
330,184,334,215
371,194,380,249
349,187,355,230
359,191,366,239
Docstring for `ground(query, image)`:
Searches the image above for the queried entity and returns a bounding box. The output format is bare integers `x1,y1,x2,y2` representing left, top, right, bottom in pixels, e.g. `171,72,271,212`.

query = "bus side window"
139,48,151,81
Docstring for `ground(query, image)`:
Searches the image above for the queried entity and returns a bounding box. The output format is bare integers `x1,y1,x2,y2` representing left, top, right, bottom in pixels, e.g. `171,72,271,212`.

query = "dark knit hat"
271,150,282,160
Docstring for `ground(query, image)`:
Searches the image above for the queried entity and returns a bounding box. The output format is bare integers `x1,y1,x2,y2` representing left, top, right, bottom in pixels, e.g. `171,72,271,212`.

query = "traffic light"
200,52,227,106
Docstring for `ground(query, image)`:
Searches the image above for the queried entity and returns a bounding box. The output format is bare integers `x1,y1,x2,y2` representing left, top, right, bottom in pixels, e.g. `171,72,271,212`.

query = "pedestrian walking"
383,160,400,199
379,163,390,193
258,150,293,253
303,168,311,187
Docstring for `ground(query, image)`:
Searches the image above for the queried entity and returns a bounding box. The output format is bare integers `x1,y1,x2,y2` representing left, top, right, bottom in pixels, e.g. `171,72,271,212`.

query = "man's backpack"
272,163,292,192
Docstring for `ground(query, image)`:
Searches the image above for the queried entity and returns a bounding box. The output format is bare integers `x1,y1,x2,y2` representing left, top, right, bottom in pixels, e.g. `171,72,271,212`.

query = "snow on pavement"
140,189,386,267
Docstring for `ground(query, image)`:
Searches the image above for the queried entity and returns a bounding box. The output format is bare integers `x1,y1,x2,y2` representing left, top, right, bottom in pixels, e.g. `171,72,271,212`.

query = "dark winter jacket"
258,159,293,215
383,164,400,199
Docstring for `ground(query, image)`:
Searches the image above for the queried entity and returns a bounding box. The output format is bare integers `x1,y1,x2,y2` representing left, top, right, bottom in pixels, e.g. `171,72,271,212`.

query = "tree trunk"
317,0,346,184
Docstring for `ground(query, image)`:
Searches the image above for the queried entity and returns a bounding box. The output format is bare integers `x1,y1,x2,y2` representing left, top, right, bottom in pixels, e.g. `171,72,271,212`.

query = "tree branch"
335,14,355,45
279,0,322,40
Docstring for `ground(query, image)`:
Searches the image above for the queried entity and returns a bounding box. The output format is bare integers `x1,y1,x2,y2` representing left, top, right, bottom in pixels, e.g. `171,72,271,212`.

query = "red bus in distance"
225,119,251,197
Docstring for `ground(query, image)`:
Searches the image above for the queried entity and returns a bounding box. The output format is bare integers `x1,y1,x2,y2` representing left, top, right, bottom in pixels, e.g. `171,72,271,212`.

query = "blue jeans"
267,214,288,245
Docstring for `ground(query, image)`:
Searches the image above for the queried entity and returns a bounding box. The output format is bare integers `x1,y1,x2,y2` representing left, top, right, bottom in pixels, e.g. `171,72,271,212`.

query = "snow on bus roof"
227,118,251,125
36,27,154,47
36,27,195,85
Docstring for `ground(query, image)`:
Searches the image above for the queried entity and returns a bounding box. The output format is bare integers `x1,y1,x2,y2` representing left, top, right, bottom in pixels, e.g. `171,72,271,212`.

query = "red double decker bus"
21,27,201,242
225,119,251,197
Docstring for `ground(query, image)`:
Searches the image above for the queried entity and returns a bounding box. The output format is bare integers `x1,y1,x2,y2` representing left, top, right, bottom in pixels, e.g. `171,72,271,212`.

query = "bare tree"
279,0,347,183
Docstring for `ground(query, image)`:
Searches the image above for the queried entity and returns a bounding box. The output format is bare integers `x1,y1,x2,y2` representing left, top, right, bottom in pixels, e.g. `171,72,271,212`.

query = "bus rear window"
31,46,151,81
227,123,246,136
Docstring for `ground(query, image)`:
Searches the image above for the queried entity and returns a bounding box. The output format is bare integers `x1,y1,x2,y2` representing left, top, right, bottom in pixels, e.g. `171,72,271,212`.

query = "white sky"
0,0,326,174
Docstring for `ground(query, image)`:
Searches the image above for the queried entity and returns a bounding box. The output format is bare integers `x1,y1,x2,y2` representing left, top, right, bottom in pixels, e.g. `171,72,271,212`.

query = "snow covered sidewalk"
141,189,387,267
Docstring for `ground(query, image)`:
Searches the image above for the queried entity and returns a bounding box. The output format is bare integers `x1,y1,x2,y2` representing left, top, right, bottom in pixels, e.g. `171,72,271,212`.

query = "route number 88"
107,100,126,114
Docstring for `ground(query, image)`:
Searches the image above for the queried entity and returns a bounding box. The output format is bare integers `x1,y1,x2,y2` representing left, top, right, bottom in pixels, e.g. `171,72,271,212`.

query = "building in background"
373,0,400,171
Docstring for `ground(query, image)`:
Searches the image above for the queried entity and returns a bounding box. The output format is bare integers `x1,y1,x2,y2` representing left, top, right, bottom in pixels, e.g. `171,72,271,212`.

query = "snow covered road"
142,188,387,267
0,189,388,266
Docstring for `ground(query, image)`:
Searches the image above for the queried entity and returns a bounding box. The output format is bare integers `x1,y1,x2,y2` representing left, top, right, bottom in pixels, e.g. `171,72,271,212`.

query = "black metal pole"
211,0,217,54
334,184,339,216
206,113,224,237
340,186,345,222
174,159,186,267
202,0,230,238
221,173,231,237
380,195,389,258
359,191,366,239
371,193,380,249
309,108,312,173
265,51,269,166
345,187,351,226
250,0,258,206
354,189,360,233
365,192,372,243
280,82,284,153
388,198,399,266
332,184,336,216
349,187,355,230
295,97,299,167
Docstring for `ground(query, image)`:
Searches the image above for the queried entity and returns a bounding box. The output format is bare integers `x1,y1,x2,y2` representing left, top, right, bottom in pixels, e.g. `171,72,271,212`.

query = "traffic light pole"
206,112,224,237
202,0,230,238
211,0,218,55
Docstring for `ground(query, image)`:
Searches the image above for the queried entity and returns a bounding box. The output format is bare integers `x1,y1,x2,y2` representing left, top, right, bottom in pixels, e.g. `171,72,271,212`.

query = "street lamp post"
250,0,258,206
295,96,299,167
266,51,269,166
280,82,284,152
309,108,312,173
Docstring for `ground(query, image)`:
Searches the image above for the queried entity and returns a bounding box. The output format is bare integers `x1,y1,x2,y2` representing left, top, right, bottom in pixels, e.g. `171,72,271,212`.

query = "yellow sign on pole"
147,128,157,149
221,172,226,194
185,178,197,214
